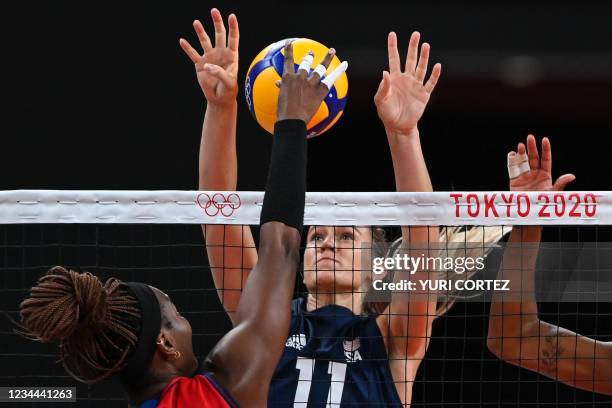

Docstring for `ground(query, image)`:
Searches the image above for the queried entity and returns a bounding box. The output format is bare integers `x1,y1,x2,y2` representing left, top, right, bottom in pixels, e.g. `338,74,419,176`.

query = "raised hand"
508,134,575,192
277,42,348,124
179,8,239,106
374,31,441,136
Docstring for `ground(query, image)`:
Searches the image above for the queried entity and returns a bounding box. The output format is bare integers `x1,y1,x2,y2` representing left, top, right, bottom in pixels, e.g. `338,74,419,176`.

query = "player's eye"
340,232,354,240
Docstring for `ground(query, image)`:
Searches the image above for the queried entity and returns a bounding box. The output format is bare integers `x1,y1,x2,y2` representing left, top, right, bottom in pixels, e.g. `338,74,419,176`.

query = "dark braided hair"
18,266,143,384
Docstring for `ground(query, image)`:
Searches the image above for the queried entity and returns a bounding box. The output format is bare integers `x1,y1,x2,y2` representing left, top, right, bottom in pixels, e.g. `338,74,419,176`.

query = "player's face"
303,226,373,294
152,288,199,376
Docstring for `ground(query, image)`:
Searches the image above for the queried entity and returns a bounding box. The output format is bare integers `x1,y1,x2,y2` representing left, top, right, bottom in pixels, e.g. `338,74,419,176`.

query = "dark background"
3,1,612,406
5,1,612,192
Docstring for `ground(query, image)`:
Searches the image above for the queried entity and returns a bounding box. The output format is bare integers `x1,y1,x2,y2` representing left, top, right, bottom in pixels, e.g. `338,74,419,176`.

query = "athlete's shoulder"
140,373,238,408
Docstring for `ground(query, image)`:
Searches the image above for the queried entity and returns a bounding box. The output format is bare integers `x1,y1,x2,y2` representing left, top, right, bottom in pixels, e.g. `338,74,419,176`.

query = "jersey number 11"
293,357,347,407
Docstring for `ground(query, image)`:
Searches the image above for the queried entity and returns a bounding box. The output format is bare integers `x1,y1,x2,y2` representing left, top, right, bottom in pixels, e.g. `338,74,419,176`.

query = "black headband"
119,282,162,384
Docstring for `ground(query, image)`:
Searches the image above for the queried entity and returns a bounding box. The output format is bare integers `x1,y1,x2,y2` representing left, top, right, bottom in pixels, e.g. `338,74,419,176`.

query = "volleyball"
245,38,348,138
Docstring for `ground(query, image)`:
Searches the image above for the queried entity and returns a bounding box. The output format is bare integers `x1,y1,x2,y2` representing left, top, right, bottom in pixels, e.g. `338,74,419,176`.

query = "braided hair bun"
19,266,143,383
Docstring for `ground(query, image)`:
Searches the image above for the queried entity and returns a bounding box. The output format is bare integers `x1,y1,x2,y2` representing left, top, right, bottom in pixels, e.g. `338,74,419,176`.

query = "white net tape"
0,190,606,225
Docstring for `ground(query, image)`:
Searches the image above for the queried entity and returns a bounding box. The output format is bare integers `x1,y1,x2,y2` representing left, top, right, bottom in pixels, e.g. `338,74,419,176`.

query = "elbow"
486,328,518,362
487,317,540,359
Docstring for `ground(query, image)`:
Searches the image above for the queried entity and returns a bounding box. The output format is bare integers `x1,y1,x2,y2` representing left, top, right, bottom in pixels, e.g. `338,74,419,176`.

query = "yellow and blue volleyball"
245,38,348,138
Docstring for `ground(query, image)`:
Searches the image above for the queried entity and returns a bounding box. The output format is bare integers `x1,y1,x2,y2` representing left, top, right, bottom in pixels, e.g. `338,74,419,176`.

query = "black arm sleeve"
259,119,307,233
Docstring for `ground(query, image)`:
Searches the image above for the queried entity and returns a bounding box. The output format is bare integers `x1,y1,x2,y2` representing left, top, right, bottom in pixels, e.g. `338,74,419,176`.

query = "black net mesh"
1,224,611,407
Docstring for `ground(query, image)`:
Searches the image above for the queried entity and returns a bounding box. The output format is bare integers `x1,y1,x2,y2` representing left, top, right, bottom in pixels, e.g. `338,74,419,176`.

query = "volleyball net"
1,190,611,406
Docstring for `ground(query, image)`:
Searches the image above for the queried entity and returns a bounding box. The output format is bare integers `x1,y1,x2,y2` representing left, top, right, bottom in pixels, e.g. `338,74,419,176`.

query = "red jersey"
139,373,238,408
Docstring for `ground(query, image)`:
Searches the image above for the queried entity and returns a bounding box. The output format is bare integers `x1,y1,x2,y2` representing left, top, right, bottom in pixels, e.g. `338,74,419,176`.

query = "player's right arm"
180,9,257,325
487,135,612,396
201,43,347,407
373,31,441,405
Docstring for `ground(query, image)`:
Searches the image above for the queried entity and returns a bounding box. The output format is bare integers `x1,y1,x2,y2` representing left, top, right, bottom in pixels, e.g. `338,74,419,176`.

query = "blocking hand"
179,8,239,106
508,135,575,192
276,41,348,124
374,32,441,136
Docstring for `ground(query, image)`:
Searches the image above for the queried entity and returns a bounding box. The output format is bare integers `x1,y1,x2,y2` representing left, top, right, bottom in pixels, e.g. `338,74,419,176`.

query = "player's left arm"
202,44,347,406
374,31,440,364
373,32,440,406
487,135,612,396
179,10,258,325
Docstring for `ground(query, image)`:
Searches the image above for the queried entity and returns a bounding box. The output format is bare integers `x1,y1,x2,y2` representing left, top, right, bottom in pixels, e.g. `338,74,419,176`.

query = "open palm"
179,9,239,106
374,32,441,135
509,135,575,192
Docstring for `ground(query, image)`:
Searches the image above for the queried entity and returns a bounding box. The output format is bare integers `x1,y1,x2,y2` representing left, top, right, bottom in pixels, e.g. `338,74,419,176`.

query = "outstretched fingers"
321,61,348,89
414,42,430,83
538,136,574,191
227,13,239,51
387,32,401,74
553,174,576,191
179,38,201,64
406,31,421,75
526,134,540,170
298,51,314,76
507,143,530,179
193,19,212,53
211,8,226,49
507,150,519,179
540,137,552,173
424,63,441,94
517,142,529,173
374,70,392,103
283,41,295,76
310,48,335,81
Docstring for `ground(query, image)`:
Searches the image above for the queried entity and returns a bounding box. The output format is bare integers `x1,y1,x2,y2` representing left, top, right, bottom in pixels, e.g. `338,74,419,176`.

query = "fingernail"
328,48,336,55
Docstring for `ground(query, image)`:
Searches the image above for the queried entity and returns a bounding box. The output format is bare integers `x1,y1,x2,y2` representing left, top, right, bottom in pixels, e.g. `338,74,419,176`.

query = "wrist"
274,119,307,132
386,126,420,144
206,99,238,112
277,110,308,124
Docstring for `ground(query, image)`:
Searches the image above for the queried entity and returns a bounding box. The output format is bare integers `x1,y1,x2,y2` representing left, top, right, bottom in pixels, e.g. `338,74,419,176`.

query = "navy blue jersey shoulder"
268,298,402,407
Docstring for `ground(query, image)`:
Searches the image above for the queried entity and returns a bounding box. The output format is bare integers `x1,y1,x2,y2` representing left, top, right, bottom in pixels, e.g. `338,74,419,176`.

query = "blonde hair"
435,226,511,316
364,226,511,317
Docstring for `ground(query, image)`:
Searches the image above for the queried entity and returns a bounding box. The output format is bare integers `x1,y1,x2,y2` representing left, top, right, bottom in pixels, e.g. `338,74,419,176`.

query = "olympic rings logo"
245,76,253,109
197,193,241,217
